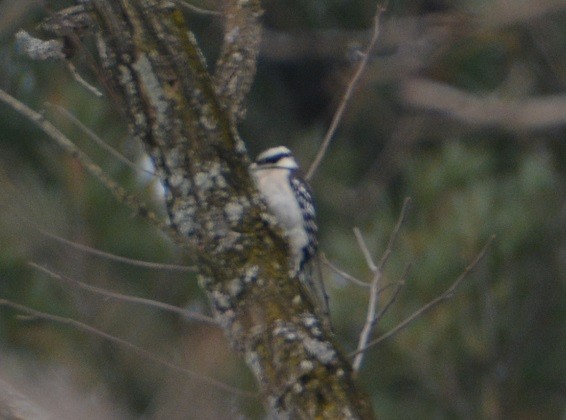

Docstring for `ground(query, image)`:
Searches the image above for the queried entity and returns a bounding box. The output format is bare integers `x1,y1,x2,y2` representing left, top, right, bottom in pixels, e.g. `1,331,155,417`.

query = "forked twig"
350,235,495,357
306,1,387,181
0,299,254,398
28,262,214,325
352,197,411,373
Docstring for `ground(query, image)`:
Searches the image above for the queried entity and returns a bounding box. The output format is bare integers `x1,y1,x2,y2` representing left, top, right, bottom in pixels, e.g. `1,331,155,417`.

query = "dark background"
0,0,564,418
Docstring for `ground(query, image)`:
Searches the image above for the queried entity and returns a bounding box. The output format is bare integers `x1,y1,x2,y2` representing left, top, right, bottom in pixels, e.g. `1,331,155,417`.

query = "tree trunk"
42,1,376,417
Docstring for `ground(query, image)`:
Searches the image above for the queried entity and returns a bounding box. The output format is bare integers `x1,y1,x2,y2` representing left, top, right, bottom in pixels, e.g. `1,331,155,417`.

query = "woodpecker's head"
251,146,299,171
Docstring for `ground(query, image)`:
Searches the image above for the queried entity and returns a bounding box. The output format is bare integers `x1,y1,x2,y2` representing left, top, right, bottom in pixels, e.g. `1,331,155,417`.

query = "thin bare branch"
373,282,404,326
45,102,155,177
321,253,370,288
64,61,103,97
350,235,495,356
373,265,410,325
2,178,189,272
0,299,254,398
353,197,411,373
28,262,214,325
0,88,174,238
377,197,411,270
305,2,387,181
353,227,377,272
352,267,382,374
174,0,220,16
15,30,103,97
36,225,196,271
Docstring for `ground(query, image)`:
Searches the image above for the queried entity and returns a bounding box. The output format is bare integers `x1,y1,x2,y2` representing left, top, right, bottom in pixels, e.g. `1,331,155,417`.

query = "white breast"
253,168,308,269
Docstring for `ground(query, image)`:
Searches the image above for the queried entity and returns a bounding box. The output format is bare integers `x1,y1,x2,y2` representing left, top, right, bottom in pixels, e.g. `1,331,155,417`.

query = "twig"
353,227,377,272
352,267,381,373
320,253,370,288
373,282,403,325
34,224,195,271
64,61,103,97
321,252,402,291
0,299,254,398
0,88,172,237
2,175,191,272
377,197,411,270
350,235,495,357
373,265,410,325
28,262,214,325
174,0,220,16
305,2,387,181
15,30,103,97
45,102,156,177
352,197,410,373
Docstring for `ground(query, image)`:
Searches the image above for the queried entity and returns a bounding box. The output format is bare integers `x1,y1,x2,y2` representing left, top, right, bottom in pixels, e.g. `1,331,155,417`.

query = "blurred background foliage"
0,0,565,418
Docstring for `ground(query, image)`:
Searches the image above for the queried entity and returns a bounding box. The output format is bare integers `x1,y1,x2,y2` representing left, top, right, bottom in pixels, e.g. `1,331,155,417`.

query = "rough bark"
40,1,375,417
